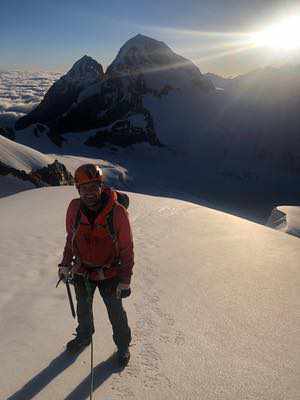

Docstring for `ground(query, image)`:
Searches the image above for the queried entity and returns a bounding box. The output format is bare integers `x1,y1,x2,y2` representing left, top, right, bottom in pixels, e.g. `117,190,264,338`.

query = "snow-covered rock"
267,205,300,238
204,72,234,90
0,135,73,196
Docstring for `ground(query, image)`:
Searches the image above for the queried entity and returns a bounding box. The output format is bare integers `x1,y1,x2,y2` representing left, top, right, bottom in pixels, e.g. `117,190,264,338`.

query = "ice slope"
0,187,299,400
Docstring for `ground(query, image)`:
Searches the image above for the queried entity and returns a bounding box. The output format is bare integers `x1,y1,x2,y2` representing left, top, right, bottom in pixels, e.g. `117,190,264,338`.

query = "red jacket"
61,187,134,284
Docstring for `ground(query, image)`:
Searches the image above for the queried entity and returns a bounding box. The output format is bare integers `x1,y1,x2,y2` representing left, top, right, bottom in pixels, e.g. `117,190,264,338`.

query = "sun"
251,16,300,50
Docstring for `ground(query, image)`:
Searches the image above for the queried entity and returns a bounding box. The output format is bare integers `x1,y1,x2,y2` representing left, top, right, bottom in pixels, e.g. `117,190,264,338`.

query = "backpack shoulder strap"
105,204,122,266
73,203,82,233
105,190,128,240
116,191,129,209
70,200,82,255
105,204,117,241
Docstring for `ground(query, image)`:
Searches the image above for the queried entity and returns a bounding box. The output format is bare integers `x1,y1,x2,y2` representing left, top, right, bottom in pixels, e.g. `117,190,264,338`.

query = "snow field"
0,187,299,399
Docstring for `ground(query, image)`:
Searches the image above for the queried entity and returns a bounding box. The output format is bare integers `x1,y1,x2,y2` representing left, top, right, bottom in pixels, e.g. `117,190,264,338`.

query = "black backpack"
115,191,129,210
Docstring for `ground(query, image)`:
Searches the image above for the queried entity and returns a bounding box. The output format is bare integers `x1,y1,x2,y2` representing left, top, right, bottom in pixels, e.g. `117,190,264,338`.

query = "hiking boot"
66,336,91,354
117,348,130,367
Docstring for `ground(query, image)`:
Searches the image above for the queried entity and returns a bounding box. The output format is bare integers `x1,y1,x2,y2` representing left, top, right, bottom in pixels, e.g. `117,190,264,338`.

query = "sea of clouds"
0,70,61,128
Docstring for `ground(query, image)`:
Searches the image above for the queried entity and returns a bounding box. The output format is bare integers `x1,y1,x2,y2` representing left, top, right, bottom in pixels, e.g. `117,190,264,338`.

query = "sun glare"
252,16,300,50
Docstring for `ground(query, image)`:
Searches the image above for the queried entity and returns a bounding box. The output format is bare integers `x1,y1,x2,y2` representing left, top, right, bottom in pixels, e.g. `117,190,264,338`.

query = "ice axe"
56,276,76,319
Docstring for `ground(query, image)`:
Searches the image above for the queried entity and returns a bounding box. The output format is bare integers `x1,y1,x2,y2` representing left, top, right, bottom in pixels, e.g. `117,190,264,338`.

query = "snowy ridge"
0,134,54,172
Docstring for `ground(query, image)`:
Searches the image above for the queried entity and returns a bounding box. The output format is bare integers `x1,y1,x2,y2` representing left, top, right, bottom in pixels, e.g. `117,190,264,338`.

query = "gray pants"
73,275,131,352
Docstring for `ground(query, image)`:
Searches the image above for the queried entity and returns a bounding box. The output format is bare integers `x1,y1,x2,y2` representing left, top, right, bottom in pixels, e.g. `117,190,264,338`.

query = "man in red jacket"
58,163,134,367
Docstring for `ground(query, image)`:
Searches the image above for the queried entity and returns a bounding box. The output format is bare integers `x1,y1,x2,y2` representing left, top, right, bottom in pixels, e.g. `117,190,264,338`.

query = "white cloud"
7,102,39,113
0,70,61,127
0,99,13,110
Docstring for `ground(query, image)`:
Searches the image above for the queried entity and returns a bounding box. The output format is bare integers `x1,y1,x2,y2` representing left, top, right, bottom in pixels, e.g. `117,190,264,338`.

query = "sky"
1,0,300,76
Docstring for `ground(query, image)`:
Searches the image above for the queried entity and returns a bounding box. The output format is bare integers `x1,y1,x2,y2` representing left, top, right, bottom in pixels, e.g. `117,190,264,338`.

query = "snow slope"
0,187,299,399
0,135,56,198
0,134,54,173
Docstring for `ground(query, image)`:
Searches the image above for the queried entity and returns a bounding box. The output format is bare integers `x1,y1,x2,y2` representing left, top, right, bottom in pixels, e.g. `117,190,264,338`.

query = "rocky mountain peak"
15,55,104,130
63,55,104,85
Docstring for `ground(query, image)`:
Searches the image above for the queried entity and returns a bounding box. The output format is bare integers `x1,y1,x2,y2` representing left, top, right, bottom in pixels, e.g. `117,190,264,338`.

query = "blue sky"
1,0,300,76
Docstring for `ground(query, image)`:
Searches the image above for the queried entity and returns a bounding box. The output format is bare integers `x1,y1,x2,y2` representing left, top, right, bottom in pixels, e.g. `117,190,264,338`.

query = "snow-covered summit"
106,34,212,84
105,33,214,100
107,34,205,79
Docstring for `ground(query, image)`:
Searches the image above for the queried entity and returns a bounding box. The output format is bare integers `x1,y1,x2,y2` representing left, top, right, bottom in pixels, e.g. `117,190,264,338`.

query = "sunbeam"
251,16,300,50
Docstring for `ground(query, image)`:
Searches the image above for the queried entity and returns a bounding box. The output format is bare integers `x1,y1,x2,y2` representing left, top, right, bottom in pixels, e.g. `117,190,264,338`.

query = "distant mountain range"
205,64,300,96
205,64,300,180
12,34,300,185
15,34,214,148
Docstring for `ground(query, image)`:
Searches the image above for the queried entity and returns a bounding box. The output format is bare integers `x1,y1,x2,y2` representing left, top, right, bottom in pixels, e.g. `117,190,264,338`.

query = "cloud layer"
0,70,61,128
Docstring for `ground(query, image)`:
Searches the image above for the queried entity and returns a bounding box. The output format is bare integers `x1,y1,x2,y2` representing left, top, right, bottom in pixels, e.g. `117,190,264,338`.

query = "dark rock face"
43,72,165,146
0,160,74,187
33,123,47,137
0,161,42,187
33,160,74,186
53,73,163,146
0,127,15,141
15,56,104,130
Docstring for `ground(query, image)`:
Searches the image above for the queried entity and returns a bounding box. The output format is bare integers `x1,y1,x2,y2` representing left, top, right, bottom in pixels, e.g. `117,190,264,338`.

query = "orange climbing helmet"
74,164,103,188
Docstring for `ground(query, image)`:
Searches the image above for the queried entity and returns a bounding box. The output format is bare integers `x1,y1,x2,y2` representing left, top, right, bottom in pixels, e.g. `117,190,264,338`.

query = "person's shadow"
7,350,121,400
64,353,124,400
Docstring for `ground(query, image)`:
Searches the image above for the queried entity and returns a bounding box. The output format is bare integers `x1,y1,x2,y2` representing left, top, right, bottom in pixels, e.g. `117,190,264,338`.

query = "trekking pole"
90,337,94,400
84,274,94,400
